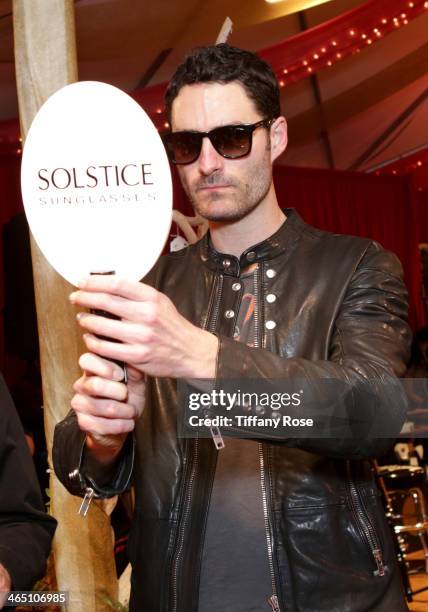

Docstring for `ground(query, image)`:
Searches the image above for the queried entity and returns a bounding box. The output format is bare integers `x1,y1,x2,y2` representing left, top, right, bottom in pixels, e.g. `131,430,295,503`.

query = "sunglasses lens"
164,132,202,164
211,125,251,158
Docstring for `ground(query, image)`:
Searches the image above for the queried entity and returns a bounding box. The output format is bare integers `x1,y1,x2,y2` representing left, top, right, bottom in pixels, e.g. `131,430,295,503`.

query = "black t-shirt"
198,265,272,611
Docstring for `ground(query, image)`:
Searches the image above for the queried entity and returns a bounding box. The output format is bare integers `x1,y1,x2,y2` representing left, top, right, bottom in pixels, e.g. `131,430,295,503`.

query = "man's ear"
270,117,288,163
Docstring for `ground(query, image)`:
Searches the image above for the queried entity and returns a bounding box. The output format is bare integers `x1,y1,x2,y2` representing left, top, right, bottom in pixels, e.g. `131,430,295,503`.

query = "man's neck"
208,195,286,257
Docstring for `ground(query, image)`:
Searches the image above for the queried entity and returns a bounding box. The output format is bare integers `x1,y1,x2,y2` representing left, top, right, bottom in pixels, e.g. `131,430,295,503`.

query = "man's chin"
190,198,249,223
193,206,248,223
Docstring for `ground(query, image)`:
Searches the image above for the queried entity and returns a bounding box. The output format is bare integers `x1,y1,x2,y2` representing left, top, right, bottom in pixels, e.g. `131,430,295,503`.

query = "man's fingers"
126,364,145,383
82,333,150,364
71,393,137,420
75,412,136,436
73,373,127,401
76,312,155,344
71,277,158,302
78,352,125,381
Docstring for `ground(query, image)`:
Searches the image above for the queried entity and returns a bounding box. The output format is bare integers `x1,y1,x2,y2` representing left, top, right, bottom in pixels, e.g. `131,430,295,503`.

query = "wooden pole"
13,2,118,610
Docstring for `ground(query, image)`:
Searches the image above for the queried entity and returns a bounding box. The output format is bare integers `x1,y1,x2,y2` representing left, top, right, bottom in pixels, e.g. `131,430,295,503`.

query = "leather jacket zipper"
347,465,386,577
170,438,200,612
207,274,224,334
254,263,280,610
259,444,281,611
168,275,224,611
253,263,262,349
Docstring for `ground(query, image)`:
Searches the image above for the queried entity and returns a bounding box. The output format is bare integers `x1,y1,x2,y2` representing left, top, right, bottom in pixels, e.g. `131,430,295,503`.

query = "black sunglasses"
163,118,274,165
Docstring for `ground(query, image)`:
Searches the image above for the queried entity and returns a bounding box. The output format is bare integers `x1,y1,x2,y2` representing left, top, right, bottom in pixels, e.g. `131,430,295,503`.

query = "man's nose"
197,136,223,175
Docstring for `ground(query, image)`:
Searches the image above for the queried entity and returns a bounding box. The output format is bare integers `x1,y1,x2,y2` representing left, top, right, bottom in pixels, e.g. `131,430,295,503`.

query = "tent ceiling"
0,0,427,173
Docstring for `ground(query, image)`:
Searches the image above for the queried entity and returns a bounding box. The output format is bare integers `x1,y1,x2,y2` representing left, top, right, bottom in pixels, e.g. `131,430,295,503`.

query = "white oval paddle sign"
21,81,172,286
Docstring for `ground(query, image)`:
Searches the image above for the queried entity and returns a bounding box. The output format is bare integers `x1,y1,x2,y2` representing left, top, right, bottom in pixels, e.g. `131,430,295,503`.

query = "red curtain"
171,164,425,331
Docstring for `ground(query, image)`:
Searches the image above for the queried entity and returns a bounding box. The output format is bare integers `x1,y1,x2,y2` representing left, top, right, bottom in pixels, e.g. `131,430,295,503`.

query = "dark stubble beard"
180,148,273,223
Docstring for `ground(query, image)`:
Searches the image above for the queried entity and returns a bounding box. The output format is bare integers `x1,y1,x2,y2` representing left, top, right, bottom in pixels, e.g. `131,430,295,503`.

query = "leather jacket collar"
199,208,304,276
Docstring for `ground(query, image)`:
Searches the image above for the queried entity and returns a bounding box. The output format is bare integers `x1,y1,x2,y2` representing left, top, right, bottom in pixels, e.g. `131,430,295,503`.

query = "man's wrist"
187,330,219,378
85,433,126,466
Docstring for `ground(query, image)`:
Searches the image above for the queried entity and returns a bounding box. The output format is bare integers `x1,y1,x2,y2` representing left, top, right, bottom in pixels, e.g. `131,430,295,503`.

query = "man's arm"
53,356,142,498
0,374,56,593
211,244,410,458
65,242,410,461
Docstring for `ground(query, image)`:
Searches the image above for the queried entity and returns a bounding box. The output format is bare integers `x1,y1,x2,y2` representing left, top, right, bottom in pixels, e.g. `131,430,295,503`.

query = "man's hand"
0,563,11,609
69,276,219,379
71,353,145,464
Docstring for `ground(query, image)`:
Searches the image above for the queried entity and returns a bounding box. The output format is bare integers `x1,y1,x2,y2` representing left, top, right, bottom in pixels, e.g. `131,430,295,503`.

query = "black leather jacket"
53,210,411,612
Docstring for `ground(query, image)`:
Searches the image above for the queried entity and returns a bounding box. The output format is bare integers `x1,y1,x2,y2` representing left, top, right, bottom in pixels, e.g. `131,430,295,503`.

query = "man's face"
170,82,275,222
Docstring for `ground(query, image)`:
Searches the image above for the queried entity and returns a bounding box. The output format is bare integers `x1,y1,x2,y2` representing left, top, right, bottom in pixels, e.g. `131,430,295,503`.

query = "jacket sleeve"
0,374,56,590
52,409,135,499
51,267,160,499
213,242,412,459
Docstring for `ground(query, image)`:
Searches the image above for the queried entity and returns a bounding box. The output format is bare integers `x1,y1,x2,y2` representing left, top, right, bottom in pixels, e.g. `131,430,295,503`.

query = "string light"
251,2,426,93
164,122,169,128
417,161,423,167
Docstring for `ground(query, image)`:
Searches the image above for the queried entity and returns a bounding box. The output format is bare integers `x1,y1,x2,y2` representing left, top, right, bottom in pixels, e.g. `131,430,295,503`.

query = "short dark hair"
165,44,280,124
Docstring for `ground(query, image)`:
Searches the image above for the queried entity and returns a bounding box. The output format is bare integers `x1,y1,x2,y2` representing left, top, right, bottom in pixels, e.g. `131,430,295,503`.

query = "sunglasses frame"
163,118,275,165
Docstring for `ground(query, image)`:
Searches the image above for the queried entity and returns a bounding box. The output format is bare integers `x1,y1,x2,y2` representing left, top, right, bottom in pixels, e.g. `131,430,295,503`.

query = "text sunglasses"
163,118,274,165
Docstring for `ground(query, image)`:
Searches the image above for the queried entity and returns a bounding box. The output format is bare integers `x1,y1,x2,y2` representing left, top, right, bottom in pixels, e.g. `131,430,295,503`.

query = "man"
0,373,56,608
53,44,411,611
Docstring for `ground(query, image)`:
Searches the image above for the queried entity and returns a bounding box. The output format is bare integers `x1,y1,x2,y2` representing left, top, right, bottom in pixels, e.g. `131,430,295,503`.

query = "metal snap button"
266,293,277,303
232,282,241,291
266,268,276,278
222,258,231,268
265,320,276,330
246,251,256,262
225,310,235,319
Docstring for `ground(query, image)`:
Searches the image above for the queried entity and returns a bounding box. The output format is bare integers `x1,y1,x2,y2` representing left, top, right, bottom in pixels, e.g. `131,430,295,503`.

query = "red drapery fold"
259,0,427,85
131,0,428,130
1,1,426,139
